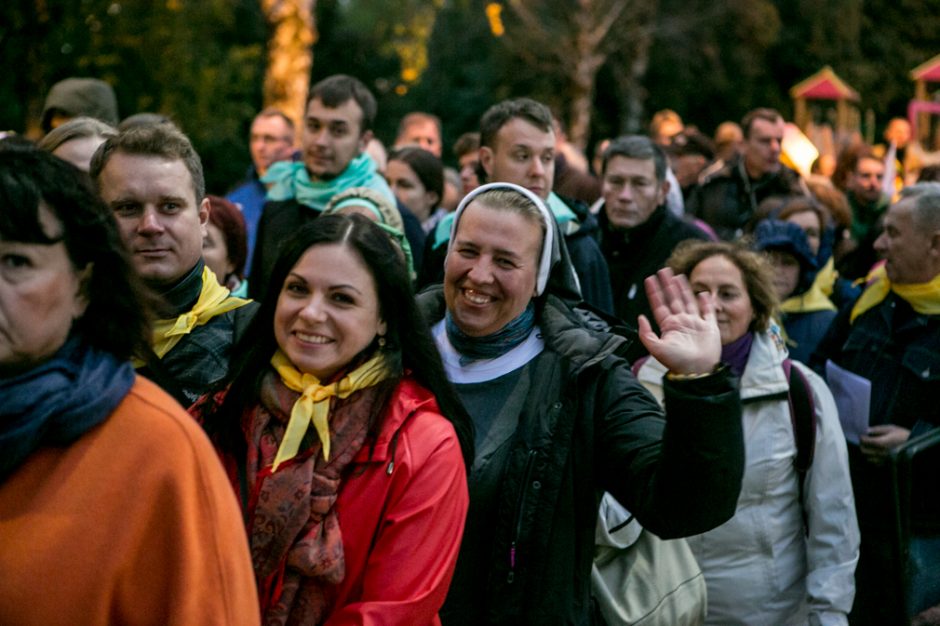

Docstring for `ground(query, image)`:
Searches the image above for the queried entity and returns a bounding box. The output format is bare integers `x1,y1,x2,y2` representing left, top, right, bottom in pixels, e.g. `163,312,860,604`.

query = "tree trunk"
568,52,605,151
261,0,317,138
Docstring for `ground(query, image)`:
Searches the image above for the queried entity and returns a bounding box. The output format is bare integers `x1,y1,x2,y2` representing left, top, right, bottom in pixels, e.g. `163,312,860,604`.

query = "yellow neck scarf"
780,268,837,314
815,257,837,298
850,264,940,323
136,266,251,366
269,349,389,471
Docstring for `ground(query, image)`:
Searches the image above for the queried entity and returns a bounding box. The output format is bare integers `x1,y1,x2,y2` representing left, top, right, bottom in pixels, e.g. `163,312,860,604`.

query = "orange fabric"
0,377,260,626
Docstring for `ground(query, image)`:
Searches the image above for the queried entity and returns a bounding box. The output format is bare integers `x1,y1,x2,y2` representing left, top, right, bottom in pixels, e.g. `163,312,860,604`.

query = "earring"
378,335,386,348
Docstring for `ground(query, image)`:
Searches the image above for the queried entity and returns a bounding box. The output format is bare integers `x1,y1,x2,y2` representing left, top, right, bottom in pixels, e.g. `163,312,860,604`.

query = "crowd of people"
2,72,940,626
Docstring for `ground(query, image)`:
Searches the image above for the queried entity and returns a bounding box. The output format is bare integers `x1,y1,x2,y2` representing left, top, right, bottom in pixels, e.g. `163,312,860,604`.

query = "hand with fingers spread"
638,267,721,376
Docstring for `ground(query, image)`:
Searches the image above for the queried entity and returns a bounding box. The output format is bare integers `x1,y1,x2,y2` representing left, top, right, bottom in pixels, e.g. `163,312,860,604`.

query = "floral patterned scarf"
243,369,384,624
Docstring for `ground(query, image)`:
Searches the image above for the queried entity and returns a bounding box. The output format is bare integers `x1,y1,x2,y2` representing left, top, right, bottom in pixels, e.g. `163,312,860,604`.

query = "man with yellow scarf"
812,182,940,625
91,124,257,406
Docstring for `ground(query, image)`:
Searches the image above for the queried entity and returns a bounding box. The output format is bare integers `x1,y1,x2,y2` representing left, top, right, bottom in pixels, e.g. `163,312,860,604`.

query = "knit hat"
324,186,415,279
42,78,119,133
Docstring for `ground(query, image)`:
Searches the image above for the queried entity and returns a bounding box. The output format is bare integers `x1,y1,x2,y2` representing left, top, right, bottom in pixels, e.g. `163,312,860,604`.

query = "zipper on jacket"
385,430,402,475
508,449,538,584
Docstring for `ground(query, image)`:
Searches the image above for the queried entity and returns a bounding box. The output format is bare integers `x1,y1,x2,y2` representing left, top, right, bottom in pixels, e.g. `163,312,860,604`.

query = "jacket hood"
753,218,818,294
536,294,626,371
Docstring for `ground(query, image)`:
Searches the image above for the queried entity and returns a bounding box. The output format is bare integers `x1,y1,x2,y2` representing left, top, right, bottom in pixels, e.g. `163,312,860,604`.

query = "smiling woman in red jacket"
194,213,472,625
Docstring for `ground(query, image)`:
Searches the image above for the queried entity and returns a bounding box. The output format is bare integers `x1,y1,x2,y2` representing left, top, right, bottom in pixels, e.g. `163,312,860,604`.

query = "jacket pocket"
902,345,940,382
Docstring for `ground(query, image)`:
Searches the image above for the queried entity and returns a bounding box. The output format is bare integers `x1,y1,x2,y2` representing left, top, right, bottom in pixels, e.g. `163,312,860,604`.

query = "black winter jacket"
139,260,257,406
419,288,744,625
596,204,709,331
686,157,805,241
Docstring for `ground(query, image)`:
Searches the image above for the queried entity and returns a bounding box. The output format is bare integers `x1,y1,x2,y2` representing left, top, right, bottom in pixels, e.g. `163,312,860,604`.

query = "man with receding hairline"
395,111,443,157
228,107,297,273
813,183,940,625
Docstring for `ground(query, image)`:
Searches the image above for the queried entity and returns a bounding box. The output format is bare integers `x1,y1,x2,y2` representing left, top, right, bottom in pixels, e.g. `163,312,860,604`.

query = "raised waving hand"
637,267,721,376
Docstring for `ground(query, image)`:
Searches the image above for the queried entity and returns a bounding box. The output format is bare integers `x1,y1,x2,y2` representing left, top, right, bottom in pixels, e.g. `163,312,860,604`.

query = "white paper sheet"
826,359,872,444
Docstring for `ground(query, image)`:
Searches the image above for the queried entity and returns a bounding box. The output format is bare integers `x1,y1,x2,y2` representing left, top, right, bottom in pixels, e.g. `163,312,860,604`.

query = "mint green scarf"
431,190,578,250
262,153,395,212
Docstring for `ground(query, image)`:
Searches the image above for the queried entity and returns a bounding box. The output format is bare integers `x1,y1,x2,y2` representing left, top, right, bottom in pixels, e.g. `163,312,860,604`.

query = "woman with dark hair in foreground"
0,145,258,625
195,213,472,625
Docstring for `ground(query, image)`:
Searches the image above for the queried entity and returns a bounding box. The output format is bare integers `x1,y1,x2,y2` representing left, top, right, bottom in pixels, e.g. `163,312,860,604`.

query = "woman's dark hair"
204,213,474,467
0,144,151,360
388,146,444,204
207,195,248,281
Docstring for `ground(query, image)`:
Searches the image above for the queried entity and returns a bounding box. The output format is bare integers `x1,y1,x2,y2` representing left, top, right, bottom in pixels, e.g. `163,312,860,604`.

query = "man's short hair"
900,182,940,232
396,112,441,142
602,135,668,182
479,98,553,149
89,124,206,202
650,109,682,138
255,107,296,134
741,108,783,138
306,74,377,134
453,132,480,159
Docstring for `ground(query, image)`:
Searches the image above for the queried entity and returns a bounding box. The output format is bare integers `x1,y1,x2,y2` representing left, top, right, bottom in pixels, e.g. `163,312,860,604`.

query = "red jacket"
206,376,469,625
325,377,468,625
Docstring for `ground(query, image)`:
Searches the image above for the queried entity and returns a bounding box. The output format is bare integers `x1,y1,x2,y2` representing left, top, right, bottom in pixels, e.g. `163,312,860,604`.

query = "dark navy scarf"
445,302,536,366
0,338,135,481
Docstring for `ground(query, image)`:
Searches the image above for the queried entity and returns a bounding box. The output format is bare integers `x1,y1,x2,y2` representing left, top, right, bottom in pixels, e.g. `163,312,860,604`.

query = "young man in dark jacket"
248,74,425,301
687,108,806,241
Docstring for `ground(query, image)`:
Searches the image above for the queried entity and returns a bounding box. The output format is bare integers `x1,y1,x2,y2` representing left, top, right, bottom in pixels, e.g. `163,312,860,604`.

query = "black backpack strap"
784,358,817,533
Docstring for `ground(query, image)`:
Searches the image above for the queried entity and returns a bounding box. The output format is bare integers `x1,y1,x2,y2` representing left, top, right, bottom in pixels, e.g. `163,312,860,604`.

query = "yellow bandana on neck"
269,349,389,471
780,270,837,315
850,264,940,323
135,267,251,366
